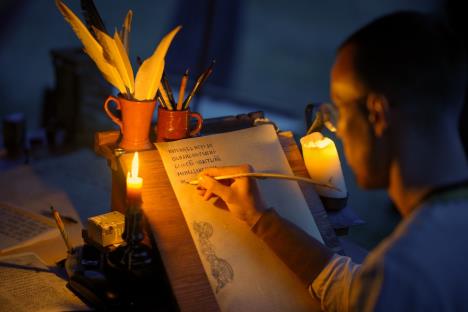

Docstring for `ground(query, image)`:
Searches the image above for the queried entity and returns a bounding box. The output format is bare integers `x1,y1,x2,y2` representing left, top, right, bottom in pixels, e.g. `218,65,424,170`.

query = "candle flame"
131,152,139,178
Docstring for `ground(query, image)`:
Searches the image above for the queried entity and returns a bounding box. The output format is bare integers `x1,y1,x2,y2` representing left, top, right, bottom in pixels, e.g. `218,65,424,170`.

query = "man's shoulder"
391,198,468,255
357,198,468,311
369,197,468,268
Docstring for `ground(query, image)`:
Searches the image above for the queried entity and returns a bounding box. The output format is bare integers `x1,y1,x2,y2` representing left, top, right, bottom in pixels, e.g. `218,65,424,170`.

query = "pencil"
186,172,340,191
42,210,78,224
177,69,189,110
50,205,73,253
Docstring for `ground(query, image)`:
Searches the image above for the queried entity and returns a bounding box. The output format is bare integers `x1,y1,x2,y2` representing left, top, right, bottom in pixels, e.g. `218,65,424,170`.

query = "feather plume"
80,0,112,62
134,26,181,101
93,27,135,94
114,31,135,94
80,0,107,39
55,0,126,94
120,10,133,53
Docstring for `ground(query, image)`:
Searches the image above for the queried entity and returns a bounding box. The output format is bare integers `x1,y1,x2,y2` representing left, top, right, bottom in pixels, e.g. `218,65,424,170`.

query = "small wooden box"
87,211,125,247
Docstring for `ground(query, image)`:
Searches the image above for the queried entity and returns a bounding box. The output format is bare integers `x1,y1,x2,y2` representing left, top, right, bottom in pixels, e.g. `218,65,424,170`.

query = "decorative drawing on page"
193,221,234,293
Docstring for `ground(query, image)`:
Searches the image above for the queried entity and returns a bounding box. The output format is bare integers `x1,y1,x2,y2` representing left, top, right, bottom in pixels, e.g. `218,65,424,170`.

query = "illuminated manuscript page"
156,125,323,312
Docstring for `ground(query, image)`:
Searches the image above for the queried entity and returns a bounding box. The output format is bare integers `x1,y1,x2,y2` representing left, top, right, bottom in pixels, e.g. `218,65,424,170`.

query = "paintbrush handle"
160,87,173,110
156,90,167,108
182,70,210,109
182,72,204,109
162,72,175,104
187,172,340,191
177,69,189,110
182,60,215,109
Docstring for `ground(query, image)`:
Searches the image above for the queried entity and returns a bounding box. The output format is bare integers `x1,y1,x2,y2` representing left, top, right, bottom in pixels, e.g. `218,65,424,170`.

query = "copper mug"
156,106,203,142
104,95,156,151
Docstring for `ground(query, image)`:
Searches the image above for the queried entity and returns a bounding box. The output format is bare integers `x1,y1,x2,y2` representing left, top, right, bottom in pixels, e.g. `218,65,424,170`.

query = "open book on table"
0,202,59,253
0,252,89,311
156,125,324,312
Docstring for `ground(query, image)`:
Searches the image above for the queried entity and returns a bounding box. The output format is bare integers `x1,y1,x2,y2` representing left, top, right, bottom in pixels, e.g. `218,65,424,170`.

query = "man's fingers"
198,175,231,200
212,197,229,211
203,190,213,201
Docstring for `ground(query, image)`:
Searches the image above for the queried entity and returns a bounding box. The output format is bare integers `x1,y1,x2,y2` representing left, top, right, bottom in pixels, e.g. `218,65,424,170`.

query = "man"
197,11,468,312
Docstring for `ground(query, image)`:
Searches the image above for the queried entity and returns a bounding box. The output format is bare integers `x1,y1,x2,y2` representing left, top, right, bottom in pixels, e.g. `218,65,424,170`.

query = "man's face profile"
330,44,390,189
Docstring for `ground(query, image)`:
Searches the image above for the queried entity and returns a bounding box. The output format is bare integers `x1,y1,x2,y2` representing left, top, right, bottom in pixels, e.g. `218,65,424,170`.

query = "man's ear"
366,93,390,137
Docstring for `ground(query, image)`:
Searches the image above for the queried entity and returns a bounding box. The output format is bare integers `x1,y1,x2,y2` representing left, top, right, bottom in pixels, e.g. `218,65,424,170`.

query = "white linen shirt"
311,191,468,312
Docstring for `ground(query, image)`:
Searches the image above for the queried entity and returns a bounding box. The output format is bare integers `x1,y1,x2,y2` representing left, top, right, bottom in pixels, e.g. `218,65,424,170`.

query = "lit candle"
300,132,347,199
127,152,143,202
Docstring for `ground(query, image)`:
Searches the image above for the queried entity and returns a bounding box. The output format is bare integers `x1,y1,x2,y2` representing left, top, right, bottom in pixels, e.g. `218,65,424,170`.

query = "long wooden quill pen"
186,172,340,191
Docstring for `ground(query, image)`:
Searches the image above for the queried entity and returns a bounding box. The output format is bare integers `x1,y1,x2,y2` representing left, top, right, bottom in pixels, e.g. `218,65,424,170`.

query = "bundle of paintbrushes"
157,61,215,111
55,0,181,101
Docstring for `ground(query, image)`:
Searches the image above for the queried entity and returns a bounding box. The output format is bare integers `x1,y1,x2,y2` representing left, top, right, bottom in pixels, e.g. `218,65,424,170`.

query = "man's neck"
388,125,468,217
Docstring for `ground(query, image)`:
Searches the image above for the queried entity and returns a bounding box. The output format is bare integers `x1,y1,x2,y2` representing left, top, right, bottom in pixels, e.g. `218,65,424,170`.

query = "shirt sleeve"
252,208,386,312
310,254,364,312
310,252,413,312
251,208,333,286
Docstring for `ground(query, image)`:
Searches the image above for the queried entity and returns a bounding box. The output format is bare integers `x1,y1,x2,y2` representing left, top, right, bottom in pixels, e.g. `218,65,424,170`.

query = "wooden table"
95,129,342,312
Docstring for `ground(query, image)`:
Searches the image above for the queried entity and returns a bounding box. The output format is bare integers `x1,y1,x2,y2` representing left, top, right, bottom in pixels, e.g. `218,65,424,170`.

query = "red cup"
104,95,156,151
156,106,203,142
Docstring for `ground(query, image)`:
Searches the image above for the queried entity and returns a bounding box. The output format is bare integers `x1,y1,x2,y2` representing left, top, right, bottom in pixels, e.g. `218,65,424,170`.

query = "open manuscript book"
156,125,323,312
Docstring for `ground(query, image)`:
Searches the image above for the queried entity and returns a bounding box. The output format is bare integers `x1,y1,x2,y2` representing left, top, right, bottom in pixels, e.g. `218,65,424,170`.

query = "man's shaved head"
340,11,466,119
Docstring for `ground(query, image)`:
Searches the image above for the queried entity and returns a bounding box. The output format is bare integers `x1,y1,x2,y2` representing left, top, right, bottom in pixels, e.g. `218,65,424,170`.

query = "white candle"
127,152,143,202
300,132,347,198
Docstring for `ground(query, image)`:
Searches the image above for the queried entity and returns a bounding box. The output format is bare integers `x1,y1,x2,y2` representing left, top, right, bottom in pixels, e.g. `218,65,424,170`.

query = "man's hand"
198,164,333,292
197,164,268,227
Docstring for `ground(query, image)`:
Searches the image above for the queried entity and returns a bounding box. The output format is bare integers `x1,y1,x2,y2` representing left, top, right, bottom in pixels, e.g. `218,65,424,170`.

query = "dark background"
1,0,465,249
